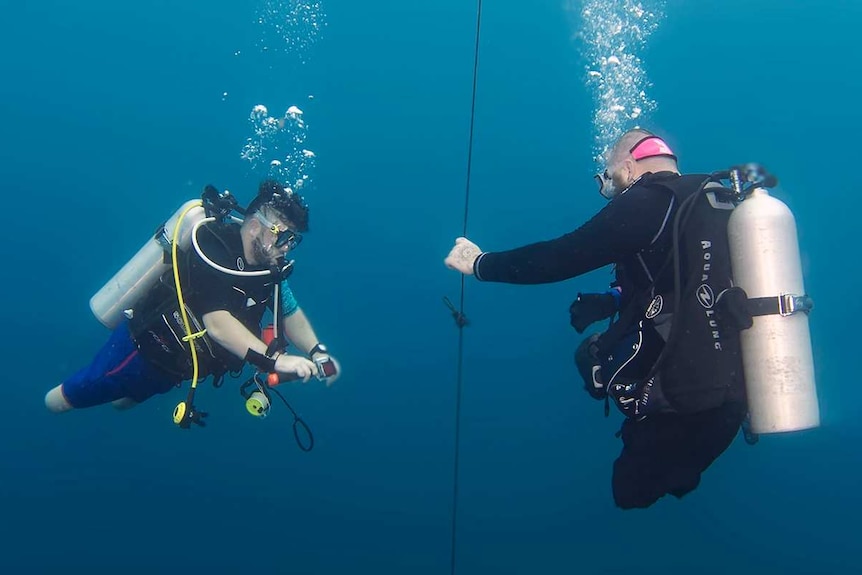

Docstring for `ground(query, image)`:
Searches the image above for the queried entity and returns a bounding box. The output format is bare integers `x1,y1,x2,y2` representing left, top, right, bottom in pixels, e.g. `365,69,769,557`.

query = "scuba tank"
727,179,819,434
89,185,241,330
89,200,207,329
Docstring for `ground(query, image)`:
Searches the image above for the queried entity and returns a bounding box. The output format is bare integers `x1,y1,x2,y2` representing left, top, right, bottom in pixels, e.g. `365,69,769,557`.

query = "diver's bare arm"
281,308,322,356
202,310,268,360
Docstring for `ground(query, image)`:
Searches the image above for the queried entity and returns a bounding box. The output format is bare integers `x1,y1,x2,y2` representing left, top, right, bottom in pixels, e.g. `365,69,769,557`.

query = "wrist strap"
309,343,326,357
245,349,278,372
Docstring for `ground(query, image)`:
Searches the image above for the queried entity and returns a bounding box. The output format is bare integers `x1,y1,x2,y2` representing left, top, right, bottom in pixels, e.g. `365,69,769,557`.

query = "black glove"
569,292,619,333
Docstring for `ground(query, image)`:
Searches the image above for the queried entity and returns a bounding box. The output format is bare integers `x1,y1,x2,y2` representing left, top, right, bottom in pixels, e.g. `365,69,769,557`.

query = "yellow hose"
171,201,207,391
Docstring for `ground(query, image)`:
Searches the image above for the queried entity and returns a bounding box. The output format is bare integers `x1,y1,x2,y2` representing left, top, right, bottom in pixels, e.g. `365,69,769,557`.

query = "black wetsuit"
474,171,747,509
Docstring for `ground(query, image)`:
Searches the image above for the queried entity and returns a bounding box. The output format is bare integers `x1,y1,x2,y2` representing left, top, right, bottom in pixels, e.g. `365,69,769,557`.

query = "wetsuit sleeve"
474,184,674,284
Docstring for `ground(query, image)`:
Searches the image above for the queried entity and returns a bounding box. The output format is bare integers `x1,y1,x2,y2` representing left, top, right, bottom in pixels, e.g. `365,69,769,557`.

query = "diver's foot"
45,385,73,413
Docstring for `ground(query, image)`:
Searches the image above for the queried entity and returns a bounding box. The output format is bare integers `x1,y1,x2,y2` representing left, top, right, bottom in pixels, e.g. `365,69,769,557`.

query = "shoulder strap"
638,175,732,384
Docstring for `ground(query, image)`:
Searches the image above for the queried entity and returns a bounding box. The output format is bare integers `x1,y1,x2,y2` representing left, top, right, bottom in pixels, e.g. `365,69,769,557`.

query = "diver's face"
595,168,615,199
596,154,635,200
251,210,296,265
251,236,279,266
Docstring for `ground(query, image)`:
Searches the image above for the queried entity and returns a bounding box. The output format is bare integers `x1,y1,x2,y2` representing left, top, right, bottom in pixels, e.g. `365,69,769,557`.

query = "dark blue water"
0,1,857,573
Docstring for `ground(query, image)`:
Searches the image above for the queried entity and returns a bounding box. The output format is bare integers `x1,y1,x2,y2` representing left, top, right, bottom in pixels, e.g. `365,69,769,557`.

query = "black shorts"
611,401,746,510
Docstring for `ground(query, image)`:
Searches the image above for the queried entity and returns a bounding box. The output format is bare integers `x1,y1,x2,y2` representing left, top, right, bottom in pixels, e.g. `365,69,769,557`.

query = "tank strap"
747,293,814,317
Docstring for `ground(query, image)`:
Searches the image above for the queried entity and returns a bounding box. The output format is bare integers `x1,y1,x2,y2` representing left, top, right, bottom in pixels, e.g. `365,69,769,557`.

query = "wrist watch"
309,343,328,357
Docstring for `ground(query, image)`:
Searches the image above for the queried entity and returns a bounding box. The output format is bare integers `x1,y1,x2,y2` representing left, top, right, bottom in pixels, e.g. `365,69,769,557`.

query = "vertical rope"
450,1,483,574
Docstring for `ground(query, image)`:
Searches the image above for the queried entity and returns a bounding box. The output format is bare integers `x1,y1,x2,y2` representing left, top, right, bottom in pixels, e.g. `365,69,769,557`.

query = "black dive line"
450,1,483,574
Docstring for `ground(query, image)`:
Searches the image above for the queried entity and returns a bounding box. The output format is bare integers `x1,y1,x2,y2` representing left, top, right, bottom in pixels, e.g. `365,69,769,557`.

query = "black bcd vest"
597,174,747,416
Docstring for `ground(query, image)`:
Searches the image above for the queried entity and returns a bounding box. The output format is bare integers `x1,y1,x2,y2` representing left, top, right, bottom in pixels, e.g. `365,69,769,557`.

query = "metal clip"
155,225,171,250
778,293,814,316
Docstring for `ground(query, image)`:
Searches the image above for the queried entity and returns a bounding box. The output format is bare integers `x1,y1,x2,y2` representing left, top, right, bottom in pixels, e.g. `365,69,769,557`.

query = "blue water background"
0,1,858,573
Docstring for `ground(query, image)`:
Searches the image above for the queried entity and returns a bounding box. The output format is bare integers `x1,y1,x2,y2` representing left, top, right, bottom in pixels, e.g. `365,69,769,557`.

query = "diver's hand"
275,354,316,383
445,237,482,275
312,354,341,388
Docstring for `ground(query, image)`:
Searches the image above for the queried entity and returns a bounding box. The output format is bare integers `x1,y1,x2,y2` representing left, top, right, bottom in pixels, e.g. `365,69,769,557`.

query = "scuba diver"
45,179,340,429
444,128,818,509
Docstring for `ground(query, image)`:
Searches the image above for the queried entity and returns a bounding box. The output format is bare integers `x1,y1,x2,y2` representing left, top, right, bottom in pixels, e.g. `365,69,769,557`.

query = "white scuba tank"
90,200,206,329
727,187,819,434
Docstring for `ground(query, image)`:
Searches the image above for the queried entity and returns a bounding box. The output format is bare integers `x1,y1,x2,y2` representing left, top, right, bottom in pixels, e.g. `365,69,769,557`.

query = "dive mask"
255,212,303,250
594,168,618,200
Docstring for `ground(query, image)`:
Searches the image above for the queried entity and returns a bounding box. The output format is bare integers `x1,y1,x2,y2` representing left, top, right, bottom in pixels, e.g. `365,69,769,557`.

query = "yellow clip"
182,329,207,342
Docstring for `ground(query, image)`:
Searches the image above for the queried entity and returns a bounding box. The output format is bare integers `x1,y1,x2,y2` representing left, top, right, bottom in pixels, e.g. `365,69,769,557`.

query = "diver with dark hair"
46,180,340,424
444,129,751,509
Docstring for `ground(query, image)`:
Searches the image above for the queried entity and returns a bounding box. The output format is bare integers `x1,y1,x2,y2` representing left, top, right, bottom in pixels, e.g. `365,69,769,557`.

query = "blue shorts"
62,323,182,408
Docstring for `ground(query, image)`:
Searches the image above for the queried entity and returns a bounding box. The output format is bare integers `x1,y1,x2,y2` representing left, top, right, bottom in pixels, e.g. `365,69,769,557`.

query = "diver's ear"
622,159,636,187
246,213,261,233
